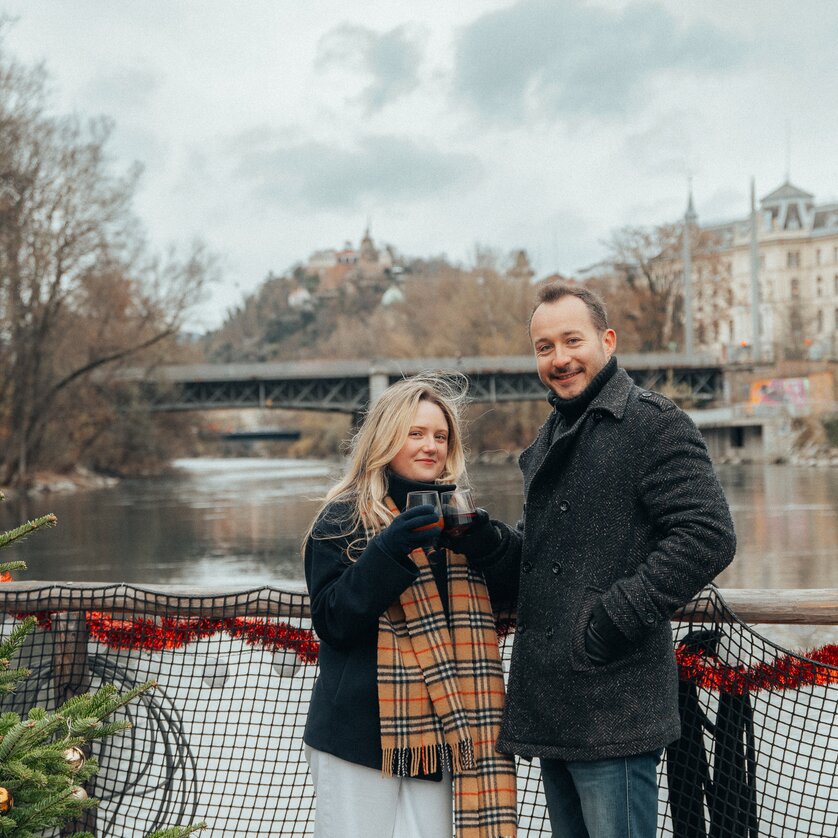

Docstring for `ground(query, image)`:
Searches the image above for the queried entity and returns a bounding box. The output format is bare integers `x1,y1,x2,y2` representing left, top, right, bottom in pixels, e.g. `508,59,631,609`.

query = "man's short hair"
530,283,609,332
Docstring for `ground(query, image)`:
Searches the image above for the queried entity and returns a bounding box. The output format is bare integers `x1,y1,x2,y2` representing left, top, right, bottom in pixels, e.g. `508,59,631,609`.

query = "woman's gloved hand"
439,508,502,562
374,504,442,558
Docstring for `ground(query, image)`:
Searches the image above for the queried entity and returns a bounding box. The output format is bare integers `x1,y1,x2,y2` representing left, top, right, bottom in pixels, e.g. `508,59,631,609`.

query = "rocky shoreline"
1,466,120,498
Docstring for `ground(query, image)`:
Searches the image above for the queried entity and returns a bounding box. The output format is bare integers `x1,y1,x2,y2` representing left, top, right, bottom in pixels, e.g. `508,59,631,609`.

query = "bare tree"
605,222,726,352
0,28,215,486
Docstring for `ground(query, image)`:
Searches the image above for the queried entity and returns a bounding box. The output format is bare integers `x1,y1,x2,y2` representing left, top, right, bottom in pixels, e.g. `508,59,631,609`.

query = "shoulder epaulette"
637,390,676,412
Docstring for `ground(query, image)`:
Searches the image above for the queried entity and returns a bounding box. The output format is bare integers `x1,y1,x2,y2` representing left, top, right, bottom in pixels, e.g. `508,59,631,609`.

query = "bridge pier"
368,371,390,404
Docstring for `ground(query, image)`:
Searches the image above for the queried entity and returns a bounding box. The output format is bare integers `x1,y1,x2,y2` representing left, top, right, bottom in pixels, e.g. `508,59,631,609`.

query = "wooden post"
53,612,97,836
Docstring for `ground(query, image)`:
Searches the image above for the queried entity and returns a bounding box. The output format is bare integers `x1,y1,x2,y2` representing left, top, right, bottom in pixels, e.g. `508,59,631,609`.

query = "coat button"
518,623,527,634
546,627,554,638
559,501,570,513
551,561,562,575
522,561,533,573
592,411,602,422
644,613,657,625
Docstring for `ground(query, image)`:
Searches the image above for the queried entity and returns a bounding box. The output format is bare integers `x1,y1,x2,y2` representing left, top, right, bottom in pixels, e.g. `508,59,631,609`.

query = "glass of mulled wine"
441,489,478,536
405,491,444,531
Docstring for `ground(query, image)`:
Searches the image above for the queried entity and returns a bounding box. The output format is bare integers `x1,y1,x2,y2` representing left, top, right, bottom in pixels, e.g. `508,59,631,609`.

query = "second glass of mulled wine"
441,489,478,536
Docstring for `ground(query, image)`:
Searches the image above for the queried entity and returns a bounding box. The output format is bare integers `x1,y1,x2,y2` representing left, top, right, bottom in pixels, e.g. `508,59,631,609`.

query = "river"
2,457,836,591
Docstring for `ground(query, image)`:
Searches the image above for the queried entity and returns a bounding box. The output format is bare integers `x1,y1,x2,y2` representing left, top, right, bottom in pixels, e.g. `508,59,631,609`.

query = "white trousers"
305,745,453,838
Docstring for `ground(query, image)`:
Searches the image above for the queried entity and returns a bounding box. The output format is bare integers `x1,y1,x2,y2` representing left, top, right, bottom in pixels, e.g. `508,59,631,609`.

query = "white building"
703,181,838,361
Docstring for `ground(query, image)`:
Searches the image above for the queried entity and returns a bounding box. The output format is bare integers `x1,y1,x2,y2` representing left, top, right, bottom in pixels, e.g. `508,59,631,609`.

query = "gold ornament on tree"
63,745,86,771
0,787,13,813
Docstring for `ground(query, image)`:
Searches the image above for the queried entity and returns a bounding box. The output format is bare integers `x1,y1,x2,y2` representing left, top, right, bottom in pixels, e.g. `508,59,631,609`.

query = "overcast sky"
3,1,838,331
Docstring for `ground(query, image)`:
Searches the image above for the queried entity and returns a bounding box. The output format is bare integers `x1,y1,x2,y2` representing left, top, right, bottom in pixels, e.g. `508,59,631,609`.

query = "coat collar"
585,366,633,421
520,366,634,477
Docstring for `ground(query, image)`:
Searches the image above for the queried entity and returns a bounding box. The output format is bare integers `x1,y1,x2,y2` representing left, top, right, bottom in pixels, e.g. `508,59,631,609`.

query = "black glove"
585,601,635,666
439,508,502,562
374,504,442,559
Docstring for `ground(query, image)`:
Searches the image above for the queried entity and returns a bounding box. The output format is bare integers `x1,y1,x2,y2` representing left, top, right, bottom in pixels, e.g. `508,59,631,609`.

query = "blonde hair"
303,372,469,555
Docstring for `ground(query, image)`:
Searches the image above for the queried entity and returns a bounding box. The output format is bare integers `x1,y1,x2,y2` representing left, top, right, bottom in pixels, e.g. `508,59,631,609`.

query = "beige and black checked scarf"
378,498,517,838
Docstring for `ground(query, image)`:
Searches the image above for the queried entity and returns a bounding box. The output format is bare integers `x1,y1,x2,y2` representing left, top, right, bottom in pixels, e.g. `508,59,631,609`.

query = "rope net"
3,584,836,836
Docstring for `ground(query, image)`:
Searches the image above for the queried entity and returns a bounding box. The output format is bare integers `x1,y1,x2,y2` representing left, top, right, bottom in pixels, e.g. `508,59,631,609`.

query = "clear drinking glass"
440,489,478,536
405,491,443,531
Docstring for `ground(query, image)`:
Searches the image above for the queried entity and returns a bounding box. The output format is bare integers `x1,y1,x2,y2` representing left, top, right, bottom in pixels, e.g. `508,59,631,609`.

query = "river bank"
0,466,120,499
7,438,838,501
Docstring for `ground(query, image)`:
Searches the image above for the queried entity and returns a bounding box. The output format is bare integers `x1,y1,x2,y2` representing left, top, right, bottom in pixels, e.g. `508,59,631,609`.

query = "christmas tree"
0,492,206,837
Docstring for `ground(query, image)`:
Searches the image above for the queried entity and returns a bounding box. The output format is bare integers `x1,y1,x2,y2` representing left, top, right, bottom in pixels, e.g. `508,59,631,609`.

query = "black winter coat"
486,368,736,761
303,473,454,778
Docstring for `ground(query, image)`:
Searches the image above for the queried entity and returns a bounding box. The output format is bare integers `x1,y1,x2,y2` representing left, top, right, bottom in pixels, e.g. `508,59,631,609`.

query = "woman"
303,373,517,838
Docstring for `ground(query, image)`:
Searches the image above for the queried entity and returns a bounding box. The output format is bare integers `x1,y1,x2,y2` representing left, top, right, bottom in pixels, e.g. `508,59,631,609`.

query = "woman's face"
388,399,449,482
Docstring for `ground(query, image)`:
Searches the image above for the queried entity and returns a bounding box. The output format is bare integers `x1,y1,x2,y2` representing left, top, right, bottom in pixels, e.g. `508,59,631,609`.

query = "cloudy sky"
3,1,838,331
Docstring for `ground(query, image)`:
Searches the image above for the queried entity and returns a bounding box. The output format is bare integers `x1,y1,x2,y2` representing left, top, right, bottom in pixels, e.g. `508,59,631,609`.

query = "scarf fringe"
382,737,476,777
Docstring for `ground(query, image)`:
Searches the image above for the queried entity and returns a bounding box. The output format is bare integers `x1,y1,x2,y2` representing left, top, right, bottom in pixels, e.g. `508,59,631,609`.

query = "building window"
759,254,766,270
816,248,821,265
817,276,824,297
834,274,838,296
730,427,745,449
791,278,800,297
817,309,824,333
787,251,800,268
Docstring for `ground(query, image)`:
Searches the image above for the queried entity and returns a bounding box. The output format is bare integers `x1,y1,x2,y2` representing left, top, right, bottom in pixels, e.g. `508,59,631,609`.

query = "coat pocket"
569,586,604,673
569,586,645,674
317,647,352,706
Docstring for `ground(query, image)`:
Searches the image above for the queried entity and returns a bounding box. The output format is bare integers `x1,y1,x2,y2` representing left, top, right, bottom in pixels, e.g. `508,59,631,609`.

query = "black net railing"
2,584,836,836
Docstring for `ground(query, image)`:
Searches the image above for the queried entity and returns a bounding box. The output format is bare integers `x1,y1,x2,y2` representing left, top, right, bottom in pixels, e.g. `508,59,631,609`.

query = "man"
446,283,736,837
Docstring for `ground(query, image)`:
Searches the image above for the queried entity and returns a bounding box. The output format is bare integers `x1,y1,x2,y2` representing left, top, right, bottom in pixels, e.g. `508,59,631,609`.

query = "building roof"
761,181,814,204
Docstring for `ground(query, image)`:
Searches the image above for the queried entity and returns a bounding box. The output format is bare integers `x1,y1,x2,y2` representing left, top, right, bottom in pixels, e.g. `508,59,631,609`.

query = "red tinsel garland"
84,612,320,663
676,642,838,694
10,609,318,664
8,598,838,690
13,610,55,630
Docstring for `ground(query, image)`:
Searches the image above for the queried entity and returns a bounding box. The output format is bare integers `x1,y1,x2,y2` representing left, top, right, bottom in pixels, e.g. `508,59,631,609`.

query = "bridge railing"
2,582,836,837
118,354,726,411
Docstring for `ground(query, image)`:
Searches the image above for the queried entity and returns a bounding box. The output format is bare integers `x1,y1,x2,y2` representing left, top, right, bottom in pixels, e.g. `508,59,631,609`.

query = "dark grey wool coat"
487,367,736,761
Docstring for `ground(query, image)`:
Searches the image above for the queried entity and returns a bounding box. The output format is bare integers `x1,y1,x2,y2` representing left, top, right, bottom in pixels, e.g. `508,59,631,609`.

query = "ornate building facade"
703,181,838,361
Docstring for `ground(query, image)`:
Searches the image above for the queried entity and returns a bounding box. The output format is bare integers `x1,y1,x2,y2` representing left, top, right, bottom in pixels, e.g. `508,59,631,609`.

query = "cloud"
82,64,161,112
315,23,426,113
452,0,743,122
233,132,483,210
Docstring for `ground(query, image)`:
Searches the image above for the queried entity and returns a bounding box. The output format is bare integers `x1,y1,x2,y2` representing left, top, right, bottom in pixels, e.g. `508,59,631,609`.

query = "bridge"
123,353,724,413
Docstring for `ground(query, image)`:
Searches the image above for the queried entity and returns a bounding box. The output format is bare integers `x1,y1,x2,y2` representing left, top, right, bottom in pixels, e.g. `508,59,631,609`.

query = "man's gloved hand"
585,600,635,666
439,508,502,562
374,504,442,559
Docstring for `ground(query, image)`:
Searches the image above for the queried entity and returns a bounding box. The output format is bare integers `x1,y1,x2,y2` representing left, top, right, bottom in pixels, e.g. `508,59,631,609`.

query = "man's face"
530,296,617,400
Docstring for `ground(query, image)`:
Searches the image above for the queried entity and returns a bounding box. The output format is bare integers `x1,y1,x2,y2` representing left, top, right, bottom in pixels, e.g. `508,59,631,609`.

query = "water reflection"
714,464,838,589
1,459,836,593
0,459,337,585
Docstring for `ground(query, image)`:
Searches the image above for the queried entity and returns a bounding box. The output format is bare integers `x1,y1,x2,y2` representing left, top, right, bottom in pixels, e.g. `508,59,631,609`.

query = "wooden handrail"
0,582,836,624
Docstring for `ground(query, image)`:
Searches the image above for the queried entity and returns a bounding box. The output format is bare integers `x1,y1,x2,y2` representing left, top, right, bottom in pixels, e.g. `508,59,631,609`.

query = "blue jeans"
539,750,660,837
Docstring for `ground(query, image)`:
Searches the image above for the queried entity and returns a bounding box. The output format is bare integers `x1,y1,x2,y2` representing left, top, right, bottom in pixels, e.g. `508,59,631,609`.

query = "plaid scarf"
378,498,517,837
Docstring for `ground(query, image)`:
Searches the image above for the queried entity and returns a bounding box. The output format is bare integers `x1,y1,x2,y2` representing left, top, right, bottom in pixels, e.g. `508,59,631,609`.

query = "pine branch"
0,666,31,693
0,514,57,551
0,618,37,662
145,823,208,838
